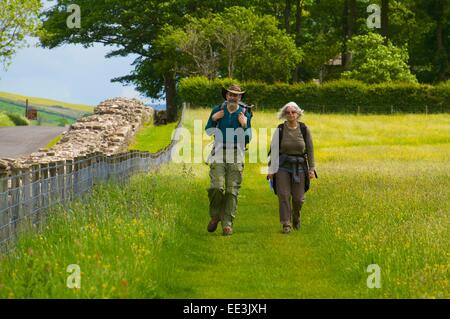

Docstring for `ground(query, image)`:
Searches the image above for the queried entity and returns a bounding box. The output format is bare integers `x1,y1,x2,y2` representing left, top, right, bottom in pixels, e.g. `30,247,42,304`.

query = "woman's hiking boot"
293,217,301,230
223,226,233,236
282,224,291,234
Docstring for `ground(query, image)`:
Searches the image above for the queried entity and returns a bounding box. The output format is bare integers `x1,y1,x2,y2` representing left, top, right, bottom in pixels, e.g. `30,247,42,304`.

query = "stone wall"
0,97,154,170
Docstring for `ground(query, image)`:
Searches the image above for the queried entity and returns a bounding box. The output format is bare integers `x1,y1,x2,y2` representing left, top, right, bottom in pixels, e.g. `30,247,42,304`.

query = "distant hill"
0,91,94,126
0,91,94,113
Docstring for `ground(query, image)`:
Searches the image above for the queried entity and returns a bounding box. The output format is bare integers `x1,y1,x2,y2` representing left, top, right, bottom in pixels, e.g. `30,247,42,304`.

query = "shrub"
6,112,30,126
178,77,450,113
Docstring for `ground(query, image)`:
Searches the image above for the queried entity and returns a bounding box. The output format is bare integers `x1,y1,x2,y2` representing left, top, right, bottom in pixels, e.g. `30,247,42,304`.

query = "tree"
163,7,302,83
213,8,254,79
0,0,41,70
342,0,357,69
164,23,219,79
235,12,303,82
381,0,390,44
342,33,417,83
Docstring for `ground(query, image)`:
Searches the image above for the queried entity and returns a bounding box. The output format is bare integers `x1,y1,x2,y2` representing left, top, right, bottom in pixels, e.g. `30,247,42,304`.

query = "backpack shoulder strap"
268,123,284,156
278,123,284,147
299,121,308,153
214,102,227,127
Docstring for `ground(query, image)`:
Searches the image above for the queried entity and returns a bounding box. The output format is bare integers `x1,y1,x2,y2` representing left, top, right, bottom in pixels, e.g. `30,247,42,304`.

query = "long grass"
0,109,448,298
0,112,15,127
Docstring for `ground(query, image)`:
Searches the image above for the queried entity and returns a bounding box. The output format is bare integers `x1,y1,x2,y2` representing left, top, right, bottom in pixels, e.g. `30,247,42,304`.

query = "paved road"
0,126,68,159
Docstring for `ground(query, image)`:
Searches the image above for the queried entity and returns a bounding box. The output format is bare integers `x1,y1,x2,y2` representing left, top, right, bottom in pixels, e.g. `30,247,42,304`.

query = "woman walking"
267,102,317,234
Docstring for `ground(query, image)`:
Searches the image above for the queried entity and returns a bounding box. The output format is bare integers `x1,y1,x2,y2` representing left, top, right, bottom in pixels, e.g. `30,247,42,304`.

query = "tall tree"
381,0,389,44
163,8,303,83
295,0,303,45
433,0,449,81
285,0,292,33
411,0,450,82
0,0,41,70
342,0,357,69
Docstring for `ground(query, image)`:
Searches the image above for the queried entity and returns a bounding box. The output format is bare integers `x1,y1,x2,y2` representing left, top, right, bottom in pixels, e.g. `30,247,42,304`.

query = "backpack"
268,122,318,194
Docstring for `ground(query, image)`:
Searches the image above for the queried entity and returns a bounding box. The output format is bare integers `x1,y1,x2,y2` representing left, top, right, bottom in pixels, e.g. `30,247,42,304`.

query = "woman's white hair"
277,102,304,120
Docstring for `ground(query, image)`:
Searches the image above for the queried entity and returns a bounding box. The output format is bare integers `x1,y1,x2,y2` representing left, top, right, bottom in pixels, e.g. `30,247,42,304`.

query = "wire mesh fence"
0,108,184,255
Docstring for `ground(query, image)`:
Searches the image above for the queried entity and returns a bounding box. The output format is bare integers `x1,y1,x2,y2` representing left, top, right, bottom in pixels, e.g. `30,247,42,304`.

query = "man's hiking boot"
282,224,291,234
207,216,221,233
223,226,233,236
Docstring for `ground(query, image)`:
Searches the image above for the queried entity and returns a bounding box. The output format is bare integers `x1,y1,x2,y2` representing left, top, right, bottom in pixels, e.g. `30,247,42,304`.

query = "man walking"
205,84,252,236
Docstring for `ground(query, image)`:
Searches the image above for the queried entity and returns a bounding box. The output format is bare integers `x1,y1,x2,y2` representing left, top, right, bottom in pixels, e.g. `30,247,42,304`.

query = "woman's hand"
267,173,274,180
308,169,315,179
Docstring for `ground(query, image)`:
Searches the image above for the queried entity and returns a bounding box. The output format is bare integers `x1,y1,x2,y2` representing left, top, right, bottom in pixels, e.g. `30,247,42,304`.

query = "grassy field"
0,91,93,113
0,109,448,298
128,121,179,153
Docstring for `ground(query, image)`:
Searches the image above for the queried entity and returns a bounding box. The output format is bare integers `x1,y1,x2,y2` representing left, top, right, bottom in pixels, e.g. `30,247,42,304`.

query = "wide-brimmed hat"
222,84,246,100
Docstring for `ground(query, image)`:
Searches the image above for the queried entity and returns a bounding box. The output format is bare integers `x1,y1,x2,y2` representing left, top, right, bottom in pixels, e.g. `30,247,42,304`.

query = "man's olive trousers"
207,161,244,229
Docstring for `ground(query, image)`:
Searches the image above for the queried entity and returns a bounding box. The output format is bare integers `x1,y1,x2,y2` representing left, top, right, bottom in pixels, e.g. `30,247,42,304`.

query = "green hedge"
178,77,450,113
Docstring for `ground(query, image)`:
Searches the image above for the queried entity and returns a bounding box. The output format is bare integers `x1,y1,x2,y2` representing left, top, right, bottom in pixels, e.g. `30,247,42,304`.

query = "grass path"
152,163,354,298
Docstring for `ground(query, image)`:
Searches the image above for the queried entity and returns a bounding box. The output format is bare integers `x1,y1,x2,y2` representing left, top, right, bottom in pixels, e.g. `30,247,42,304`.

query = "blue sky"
0,1,155,106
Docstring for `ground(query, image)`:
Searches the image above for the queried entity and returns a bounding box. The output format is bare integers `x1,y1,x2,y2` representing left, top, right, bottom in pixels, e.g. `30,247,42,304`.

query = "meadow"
0,109,448,298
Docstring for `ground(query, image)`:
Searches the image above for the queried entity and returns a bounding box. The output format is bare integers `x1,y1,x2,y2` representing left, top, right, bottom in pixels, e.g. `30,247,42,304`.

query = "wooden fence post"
20,166,32,232
112,153,118,181
49,162,57,206
0,169,10,246
65,159,73,202
118,152,123,181
9,167,20,236
105,155,111,181
73,156,81,198
78,155,86,197
92,152,100,185
57,160,65,204
31,164,40,225
128,151,133,177
40,163,49,217
87,153,94,191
